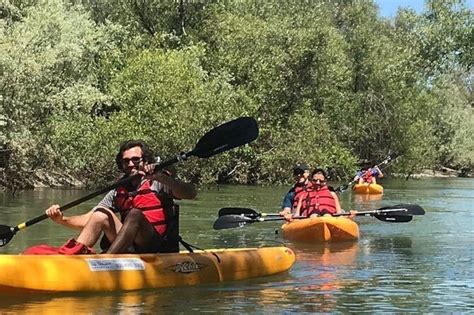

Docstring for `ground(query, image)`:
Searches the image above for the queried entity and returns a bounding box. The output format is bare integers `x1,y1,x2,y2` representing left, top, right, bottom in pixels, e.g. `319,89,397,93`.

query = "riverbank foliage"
1,0,472,189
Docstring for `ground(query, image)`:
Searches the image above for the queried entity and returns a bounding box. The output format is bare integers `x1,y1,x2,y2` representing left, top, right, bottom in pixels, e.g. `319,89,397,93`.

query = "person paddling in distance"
353,162,384,185
279,163,311,221
44,140,196,255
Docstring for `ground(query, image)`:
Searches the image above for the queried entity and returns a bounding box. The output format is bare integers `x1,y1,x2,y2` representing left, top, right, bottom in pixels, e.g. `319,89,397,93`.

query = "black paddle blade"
218,207,259,217
374,215,413,223
213,215,257,230
379,204,425,216
0,225,15,247
372,204,424,223
192,117,258,158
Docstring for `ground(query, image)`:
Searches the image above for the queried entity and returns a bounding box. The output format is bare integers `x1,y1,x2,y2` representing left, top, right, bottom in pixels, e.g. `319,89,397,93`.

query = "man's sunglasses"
122,157,143,165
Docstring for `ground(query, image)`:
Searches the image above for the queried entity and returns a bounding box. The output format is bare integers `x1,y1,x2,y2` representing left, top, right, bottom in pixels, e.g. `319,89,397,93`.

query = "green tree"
0,0,125,188
48,46,257,185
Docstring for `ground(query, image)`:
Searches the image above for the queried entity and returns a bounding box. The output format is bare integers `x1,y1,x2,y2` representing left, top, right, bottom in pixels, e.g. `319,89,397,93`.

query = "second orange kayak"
352,183,384,194
281,216,359,242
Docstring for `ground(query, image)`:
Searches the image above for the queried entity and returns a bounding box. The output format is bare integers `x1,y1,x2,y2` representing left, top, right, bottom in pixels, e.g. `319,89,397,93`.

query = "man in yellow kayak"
42,140,196,255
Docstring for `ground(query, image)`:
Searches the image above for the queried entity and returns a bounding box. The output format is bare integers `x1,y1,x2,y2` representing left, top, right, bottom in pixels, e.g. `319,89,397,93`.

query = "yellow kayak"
0,247,295,293
352,183,384,194
282,216,359,242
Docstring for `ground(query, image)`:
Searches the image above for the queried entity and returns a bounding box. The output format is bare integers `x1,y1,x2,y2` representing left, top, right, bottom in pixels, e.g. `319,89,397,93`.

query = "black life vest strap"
132,188,153,196
178,237,221,263
138,205,164,211
151,219,166,226
116,187,155,199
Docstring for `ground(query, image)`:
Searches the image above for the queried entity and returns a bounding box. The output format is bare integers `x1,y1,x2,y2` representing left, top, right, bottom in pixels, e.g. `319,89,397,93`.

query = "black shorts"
100,230,165,254
133,230,165,254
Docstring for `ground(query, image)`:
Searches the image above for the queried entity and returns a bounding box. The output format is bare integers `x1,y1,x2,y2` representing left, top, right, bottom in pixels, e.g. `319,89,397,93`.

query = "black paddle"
213,204,425,230
219,204,424,218
0,117,259,247
335,153,399,193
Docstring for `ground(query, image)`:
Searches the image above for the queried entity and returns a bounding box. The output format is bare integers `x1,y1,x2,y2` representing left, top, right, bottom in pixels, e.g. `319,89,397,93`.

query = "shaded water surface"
0,178,472,313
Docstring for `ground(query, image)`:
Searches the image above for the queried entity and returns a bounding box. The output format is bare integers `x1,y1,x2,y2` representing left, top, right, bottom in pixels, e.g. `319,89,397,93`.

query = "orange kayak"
281,216,359,242
352,183,384,194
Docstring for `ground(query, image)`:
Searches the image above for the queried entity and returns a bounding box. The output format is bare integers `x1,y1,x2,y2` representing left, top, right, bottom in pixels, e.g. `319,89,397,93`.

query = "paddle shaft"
253,211,405,221
255,216,306,222
219,207,411,218
335,208,407,217
254,209,407,218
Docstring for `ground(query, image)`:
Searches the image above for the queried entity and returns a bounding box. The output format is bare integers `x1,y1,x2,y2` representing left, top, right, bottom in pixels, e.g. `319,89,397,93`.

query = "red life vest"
294,185,337,217
113,180,174,236
292,182,313,209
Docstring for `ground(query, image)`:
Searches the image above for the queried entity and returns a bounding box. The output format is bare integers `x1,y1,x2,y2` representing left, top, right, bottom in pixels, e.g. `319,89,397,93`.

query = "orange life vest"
294,185,337,217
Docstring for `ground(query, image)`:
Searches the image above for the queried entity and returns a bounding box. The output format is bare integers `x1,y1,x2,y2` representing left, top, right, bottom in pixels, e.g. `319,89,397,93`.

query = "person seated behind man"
353,163,384,185
44,140,196,255
279,163,311,221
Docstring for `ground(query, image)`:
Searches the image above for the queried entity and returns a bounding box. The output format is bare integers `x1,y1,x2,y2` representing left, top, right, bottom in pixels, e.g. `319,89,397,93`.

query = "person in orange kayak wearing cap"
42,140,196,255
279,163,311,221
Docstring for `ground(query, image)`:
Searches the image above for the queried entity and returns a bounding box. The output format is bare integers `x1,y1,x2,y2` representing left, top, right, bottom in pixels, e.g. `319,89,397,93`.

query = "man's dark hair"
293,163,309,175
115,140,155,171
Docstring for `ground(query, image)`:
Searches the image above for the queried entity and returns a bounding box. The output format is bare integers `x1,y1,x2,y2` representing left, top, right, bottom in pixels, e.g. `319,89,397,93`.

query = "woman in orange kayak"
293,168,344,218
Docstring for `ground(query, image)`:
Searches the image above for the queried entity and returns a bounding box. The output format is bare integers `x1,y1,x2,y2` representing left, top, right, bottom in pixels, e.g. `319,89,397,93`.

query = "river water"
0,178,472,313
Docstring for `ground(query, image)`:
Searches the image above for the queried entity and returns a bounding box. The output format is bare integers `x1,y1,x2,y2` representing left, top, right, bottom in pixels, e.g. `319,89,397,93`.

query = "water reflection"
0,275,301,314
0,178,473,312
288,242,359,312
0,292,151,314
352,193,383,204
362,235,412,251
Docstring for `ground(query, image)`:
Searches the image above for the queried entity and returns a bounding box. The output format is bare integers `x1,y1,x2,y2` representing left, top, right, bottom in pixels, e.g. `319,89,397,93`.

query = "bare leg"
76,208,122,247
106,208,157,254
